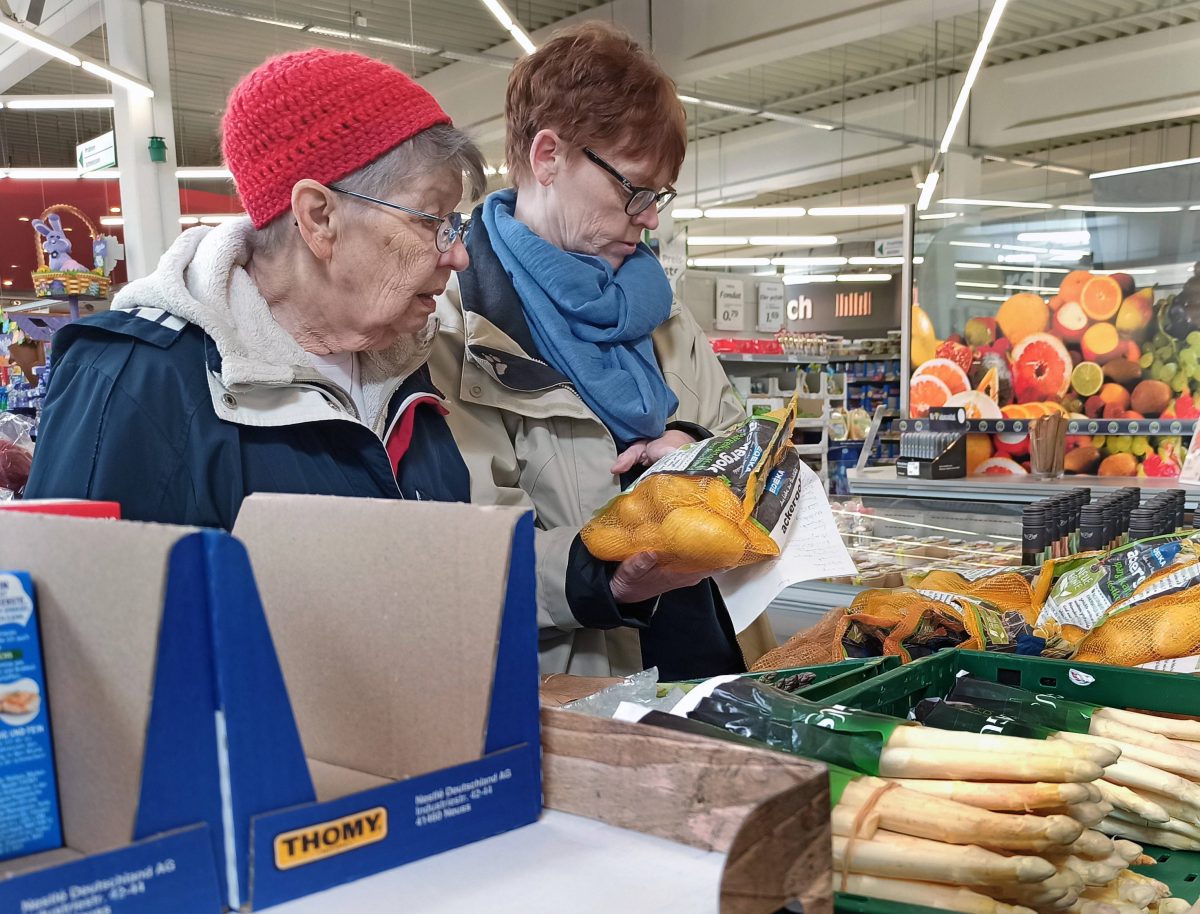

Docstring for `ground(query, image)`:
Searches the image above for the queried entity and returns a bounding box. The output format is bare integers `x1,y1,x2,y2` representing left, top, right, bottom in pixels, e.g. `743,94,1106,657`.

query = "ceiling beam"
0,0,103,93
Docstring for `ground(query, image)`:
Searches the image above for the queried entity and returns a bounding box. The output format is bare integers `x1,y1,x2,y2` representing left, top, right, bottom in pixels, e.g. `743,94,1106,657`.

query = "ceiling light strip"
939,0,1009,154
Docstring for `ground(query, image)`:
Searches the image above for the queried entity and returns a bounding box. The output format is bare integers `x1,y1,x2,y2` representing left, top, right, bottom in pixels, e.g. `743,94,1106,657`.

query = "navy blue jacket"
25,309,470,530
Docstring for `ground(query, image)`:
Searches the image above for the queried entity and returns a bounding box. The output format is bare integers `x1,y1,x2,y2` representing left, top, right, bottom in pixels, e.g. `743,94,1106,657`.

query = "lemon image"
1071,361,1104,398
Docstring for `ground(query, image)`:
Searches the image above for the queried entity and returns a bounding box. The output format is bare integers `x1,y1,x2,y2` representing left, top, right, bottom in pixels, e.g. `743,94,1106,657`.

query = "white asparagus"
1154,899,1190,914
1102,758,1200,808
890,726,1118,765
1061,854,1120,886
837,779,1085,851
1097,816,1200,851
1094,780,1171,824
879,747,1103,783
1057,731,1200,780
1093,707,1200,743
1109,809,1200,842
1042,830,1117,860
839,873,1037,914
885,779,1091,811
1112,840,1143,864
1124,787,1200,826
1083,782,1105,804
1067,900,1120,914
1091,717,1200,762
1116,877,1166,906
1062,801,1115,827
832,831,1055,886
1082,883,1160,910
982,869,1083,908
1118,869,1170,899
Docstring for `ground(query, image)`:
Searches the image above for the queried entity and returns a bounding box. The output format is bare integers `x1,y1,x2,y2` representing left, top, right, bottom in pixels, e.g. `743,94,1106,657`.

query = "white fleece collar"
113,220,436,429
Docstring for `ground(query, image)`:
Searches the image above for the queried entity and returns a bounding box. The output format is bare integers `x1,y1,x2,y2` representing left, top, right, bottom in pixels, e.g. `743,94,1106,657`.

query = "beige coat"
430,275,777,676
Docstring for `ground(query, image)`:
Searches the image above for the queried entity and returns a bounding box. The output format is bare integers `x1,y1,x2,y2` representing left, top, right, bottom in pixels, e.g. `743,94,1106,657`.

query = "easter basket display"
29,205,113,299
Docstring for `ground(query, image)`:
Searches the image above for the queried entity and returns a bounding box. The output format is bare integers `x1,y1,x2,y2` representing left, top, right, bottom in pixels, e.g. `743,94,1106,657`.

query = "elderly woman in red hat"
27,49,486,529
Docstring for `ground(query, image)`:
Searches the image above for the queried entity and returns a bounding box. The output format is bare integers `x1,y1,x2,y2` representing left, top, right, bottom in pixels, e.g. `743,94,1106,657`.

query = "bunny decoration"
31,214,89,273
28,205,113,300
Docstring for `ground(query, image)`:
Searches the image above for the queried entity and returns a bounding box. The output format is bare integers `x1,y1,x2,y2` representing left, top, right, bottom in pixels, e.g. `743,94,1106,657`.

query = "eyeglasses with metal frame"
329,185,469,253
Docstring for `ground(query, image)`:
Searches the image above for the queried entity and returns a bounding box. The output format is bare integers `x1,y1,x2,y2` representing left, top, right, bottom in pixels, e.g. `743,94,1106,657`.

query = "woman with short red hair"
430,21,776,679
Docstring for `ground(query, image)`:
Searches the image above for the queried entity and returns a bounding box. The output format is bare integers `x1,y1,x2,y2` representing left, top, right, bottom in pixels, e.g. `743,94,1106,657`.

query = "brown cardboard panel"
233,495,523,781
0,846,83,877
307,759,393,803
0,513,187,855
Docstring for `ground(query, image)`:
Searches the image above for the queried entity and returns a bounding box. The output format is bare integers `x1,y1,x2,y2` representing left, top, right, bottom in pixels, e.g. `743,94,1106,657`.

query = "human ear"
290,180,338,261
528,129,565,188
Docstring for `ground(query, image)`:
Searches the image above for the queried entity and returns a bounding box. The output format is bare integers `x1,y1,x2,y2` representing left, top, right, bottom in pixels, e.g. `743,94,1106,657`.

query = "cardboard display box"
0,495,539,911
230,495,540,909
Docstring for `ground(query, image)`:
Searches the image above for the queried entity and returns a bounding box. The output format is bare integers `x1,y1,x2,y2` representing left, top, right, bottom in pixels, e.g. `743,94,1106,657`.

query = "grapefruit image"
975,457,1029,476
945,390,1003,420
1011,333,1072,402
912,358,970,395
909,375,952,418
995,293,1050,345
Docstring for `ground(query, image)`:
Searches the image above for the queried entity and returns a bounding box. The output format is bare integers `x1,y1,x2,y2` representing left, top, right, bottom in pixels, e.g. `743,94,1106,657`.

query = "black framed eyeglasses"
329,186,469,253
582,147,677,216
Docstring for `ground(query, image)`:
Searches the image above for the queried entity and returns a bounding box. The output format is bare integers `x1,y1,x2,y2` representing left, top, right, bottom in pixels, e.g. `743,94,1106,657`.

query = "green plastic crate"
826,649,1200,907
681,656,900,700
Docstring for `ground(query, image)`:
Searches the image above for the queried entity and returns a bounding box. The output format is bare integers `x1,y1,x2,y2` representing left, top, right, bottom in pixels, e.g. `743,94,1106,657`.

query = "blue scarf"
482,189,678,446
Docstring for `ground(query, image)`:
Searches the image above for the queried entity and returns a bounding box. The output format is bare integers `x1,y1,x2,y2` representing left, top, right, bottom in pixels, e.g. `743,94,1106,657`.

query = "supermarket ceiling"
3,0,1200,237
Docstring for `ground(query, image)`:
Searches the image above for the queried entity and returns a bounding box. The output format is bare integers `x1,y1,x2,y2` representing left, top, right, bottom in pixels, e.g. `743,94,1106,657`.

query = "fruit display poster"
911,267,1200,479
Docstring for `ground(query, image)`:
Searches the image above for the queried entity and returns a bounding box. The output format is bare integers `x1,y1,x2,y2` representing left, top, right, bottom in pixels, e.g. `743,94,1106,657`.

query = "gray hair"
254,124,488,253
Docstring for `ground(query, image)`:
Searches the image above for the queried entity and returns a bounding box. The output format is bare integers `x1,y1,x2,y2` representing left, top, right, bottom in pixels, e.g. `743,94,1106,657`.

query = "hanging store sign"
714,278,745,331
76,131,116,174
756,281,785,332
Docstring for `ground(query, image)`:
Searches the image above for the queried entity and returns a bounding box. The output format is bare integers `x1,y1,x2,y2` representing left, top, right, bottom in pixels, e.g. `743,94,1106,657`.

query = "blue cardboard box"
0,496,541,912
230,495,541,910
0,571,63,862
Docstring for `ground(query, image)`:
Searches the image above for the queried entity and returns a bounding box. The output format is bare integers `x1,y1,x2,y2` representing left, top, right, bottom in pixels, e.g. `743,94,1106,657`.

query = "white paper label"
755,281,785,333
715,278,745,331
1068,669,1095,687
716,460,856,633
907,462,919,477
1137,655,1200,674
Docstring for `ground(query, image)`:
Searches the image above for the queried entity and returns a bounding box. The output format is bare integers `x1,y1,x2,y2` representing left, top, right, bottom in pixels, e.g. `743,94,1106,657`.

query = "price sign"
756,281,785,332
715,278,745,331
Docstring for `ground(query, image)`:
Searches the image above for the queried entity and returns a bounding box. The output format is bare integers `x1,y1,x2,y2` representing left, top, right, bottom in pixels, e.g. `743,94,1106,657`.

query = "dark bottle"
1022,505,1047,566
1128,507,1158,542
1080,504,1107,553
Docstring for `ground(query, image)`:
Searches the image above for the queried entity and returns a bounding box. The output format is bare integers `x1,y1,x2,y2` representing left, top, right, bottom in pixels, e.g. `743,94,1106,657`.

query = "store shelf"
846,376,899,384
897,417,1197,437
847,465,1200,509
828,355,901,363
716,353,827,364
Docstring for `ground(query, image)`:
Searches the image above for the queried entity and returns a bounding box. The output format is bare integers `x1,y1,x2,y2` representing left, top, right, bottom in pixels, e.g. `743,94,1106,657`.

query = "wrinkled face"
551,145,671,271
329,168,468,350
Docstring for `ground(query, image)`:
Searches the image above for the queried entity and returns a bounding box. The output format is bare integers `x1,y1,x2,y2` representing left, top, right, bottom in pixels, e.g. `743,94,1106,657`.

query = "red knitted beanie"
222,48,452,228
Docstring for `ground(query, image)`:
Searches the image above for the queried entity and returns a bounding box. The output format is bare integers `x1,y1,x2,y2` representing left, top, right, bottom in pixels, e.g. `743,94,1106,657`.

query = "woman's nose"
441,239,470,271
633,206,659,231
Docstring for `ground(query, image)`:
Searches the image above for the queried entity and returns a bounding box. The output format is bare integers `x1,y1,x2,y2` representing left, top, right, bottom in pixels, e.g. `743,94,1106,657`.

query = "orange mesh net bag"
910,565,1053,624
750,607,849,670
1072,555,1200,667
582,399,798,573
751,588,1031,670
1035,538,1194,663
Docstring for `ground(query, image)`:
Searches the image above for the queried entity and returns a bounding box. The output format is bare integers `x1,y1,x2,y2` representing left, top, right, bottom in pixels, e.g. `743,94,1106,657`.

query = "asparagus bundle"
646,676,1187,914
937,676,1200,862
